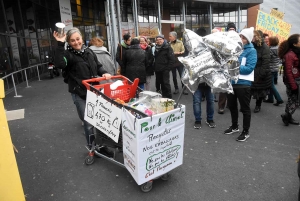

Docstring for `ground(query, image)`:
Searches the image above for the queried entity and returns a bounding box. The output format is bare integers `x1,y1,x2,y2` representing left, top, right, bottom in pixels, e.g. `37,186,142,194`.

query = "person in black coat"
53,28,112,154
122,38,148,89
251,30,272,113
154,34,175,98
116,33,131,74
139,36,154,91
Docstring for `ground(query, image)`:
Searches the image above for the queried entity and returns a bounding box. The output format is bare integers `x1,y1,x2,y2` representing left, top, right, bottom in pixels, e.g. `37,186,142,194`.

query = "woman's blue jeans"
267,72,283,102
193,84,214,122
71,93,94,146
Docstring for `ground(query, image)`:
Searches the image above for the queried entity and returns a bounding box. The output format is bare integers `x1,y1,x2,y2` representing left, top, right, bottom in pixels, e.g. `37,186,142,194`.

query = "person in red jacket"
278,34,300,126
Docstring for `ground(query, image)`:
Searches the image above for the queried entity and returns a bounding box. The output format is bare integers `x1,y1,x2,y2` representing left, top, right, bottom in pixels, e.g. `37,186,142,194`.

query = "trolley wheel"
160,173,170,181
140,181,153,193
84,155,95,165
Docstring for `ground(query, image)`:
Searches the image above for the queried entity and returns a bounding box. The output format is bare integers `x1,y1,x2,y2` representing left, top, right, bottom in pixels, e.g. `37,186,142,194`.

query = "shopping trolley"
82,75,183,192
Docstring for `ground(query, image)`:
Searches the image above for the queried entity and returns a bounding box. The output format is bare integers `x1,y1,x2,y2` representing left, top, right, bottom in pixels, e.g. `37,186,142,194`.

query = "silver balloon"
183,29,207,56
203,32,243,56
180,29,242,94
203,70,233,94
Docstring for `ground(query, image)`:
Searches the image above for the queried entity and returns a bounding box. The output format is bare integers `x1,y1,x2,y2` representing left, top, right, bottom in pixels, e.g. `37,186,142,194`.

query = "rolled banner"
183,29,207,56
55,22,66,38
203,32,243,56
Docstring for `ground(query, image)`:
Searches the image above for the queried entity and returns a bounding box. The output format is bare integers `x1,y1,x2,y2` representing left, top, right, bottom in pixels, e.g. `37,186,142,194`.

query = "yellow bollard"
0,79,25,201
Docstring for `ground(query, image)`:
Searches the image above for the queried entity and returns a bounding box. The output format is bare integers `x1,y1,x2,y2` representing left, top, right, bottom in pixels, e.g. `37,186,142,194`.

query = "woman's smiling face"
69,32,83,50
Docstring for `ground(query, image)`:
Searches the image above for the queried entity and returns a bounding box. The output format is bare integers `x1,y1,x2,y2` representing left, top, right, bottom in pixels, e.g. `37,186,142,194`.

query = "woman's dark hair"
130,38,140,45
268,36,279,47
123,33,131,41
278,34,300,59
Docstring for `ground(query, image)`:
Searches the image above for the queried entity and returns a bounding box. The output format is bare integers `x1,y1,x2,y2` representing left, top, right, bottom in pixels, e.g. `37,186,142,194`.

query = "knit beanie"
156,34,164,39
239,27,254,44
227,22,236,31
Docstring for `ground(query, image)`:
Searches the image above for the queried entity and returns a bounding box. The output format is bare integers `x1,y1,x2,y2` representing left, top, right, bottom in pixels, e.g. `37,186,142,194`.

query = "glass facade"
0,0,106,77
0,0,254,77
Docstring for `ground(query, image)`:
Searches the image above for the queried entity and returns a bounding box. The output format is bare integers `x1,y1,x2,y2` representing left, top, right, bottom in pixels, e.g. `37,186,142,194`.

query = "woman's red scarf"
140,44,148,50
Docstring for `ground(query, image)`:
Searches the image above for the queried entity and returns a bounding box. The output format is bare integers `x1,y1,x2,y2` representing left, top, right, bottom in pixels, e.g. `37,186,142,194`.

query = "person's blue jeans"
71,93,94,146
193,84,214,122
267,72,283,102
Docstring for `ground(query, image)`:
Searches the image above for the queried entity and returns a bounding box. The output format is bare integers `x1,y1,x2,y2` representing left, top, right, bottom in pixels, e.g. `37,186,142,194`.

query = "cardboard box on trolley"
121,105,185,185
84,88,185,186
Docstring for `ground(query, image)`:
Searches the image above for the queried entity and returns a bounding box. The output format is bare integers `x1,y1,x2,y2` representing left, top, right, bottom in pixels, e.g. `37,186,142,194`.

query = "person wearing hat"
224,27,257,142
153,34,175,98
226,22,237,32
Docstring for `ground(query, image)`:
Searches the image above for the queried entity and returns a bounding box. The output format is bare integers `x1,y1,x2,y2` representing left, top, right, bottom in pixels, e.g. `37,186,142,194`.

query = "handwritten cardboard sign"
256,10,291,43
84,90,122,143
122,106,185,185
270,9,284,20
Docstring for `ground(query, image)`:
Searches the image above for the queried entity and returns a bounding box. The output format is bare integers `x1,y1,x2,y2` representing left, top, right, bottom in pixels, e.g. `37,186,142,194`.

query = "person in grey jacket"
264,36,283,106
88,37,116,75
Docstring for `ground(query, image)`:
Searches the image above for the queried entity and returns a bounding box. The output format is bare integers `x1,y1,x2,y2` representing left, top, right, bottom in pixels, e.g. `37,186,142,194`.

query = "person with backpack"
278,34,300,126
53,28,113,156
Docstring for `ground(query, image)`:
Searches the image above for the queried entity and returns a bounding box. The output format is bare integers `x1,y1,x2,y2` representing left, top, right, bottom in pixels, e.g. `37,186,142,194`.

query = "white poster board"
122,106,185,185
84,90,122,143
59,0,73,31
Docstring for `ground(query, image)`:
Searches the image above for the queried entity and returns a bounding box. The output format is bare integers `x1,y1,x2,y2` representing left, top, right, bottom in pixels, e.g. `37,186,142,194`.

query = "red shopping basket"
82,75,139,103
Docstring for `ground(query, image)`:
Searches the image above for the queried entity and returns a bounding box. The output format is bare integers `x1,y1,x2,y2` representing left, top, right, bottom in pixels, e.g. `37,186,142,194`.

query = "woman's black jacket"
122,45,148,83
54,41,107,99
251,42,272,90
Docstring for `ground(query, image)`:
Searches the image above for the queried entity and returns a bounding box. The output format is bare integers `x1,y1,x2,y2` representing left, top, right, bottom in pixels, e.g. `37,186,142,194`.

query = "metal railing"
1,63,48,97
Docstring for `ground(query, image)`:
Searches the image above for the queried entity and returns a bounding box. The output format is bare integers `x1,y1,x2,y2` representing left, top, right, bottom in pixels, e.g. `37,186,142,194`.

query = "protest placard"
122,106,185,185
270,9,284,20
256,10,291,43
84,90,122,143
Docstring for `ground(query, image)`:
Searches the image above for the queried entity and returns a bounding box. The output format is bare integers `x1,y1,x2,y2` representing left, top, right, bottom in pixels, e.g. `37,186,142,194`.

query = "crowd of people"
52,23,300,147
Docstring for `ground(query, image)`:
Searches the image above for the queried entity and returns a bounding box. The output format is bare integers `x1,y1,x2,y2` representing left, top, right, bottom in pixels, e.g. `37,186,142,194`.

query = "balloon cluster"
178,29,243,94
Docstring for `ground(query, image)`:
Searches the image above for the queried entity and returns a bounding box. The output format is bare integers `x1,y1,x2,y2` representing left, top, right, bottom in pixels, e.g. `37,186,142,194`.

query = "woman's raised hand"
53,31,66,42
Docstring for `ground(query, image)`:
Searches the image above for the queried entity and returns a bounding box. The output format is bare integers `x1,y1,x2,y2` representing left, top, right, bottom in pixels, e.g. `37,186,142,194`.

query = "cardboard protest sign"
122,106,185,185
270,9,284,20
256,10,291,43
84,90,122,143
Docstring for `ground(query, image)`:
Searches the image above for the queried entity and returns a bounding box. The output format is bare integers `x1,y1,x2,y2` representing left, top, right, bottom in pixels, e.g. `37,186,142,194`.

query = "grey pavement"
4,73,300,201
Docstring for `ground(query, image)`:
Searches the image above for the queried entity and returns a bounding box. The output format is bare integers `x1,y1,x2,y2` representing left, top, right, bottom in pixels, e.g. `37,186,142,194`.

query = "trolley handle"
82,75,128,90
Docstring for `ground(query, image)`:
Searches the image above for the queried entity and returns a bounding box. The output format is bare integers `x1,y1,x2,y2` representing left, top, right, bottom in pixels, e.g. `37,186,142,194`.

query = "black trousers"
155,70,172,98
227,86,251,130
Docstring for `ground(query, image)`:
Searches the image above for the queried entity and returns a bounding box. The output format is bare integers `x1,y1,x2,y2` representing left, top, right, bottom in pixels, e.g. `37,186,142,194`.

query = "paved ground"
4,73,300,201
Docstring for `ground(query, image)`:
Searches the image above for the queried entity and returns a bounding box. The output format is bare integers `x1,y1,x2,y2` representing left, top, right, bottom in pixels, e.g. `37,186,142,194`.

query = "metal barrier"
1,63,48,97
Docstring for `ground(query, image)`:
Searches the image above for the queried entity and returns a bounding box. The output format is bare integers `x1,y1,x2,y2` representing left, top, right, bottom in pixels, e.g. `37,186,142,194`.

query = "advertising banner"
256,10,291,43
59,0,73,31
122,106,185,185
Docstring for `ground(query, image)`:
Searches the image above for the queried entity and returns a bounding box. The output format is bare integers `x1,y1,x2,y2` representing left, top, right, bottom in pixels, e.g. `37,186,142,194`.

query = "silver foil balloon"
183,29,207,56
203,32,243,56
181,69,204,93
180,29,242,94
178,49,220,84
203,70,233,94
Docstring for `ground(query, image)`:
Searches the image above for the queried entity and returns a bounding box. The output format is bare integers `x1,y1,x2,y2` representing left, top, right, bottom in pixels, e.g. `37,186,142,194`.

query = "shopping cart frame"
82,75,172,192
